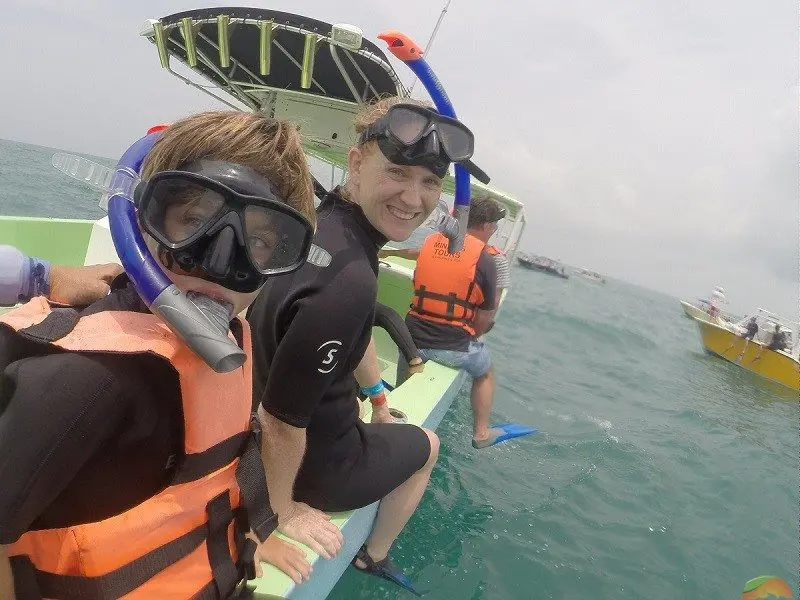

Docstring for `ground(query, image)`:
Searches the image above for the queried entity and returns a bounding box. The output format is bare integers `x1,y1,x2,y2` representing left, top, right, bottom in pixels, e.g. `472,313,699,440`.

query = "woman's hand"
277,501,344,559
370,403,398,424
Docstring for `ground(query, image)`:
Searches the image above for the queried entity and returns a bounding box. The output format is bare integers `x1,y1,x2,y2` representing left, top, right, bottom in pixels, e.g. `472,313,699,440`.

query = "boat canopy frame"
140,7,527,230
140,8,405,157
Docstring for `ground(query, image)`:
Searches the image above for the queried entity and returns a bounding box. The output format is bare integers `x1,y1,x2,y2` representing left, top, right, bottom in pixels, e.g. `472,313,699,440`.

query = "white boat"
574,267,606,284
680,299,725,323
680,298,738,324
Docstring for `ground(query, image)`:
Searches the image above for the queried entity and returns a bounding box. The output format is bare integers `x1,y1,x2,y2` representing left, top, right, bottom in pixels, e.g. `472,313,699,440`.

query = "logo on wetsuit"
317,339,343,373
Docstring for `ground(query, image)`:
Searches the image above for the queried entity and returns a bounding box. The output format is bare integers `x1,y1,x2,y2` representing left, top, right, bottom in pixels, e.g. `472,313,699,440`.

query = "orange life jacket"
1,297,275,600
408,232,486,336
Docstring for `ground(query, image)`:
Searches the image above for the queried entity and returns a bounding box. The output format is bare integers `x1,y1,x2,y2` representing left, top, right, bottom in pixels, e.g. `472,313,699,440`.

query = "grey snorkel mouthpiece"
151,288,245,373
423,199,460,240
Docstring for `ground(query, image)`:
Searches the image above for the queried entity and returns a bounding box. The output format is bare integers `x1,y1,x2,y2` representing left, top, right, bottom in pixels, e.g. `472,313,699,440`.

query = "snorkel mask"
135,159,313,294
358,104,482,181
52,131,313,373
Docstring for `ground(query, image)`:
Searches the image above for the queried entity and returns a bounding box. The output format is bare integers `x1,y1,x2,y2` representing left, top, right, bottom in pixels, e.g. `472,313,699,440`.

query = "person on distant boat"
247,96,487,594
386,195,535,450
708,285,726,318
0,111,318,599
743,316,759,340
767,323,790,352
0,244,122,307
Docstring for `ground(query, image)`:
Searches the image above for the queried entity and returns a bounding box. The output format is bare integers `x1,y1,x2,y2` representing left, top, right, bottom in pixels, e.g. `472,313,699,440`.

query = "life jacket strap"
171,431,249,485
236,419,279,543
205,491,241,599
413,287,478,312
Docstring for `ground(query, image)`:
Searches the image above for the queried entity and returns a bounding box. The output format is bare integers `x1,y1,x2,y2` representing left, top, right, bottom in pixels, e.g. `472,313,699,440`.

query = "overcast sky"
2,0,797,318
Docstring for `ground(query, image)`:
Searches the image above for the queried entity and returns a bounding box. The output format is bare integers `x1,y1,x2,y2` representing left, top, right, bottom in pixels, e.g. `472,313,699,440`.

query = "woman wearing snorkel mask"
0,111,317,599
248,97,483,593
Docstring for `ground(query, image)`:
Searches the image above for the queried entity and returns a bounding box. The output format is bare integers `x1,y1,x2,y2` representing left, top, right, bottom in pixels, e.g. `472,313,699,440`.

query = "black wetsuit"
248,190,430,511
0,277,183,544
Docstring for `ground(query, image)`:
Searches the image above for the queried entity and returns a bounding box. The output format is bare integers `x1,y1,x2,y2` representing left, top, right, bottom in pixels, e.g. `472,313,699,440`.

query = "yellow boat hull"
697,320,800,391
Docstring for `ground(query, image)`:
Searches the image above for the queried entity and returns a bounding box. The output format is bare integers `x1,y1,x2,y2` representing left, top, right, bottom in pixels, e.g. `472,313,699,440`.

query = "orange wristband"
369,391,387,407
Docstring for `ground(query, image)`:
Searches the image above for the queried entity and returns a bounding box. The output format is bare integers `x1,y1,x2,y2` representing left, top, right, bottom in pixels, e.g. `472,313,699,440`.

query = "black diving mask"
358,104,489,184
134,160,313,293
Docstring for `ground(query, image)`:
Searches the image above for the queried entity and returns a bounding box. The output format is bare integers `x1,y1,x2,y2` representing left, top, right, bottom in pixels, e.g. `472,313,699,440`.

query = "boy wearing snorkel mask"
0,111,317,599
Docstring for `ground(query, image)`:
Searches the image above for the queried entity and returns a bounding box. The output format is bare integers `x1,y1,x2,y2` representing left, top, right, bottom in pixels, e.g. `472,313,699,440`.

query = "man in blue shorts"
399,196,530,449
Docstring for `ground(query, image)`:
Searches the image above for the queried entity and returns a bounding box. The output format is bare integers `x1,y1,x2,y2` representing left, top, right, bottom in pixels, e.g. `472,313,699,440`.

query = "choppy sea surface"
2,138,797,599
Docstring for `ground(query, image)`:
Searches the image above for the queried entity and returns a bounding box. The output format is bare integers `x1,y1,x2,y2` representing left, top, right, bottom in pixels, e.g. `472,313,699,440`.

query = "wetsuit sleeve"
373,302,419,363
475,250,498,310
0,353,141,543
259,267,373,428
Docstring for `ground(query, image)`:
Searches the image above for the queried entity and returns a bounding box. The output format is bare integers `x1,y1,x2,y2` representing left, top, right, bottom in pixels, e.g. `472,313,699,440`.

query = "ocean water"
1,139,797,599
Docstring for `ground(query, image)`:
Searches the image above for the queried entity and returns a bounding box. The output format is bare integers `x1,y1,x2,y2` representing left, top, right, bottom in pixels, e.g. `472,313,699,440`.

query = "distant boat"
517,253,569,278
574,267,606,284
694,308,799,391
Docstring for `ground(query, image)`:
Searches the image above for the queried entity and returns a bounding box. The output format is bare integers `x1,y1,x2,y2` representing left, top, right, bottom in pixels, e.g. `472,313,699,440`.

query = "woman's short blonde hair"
140,111,315,225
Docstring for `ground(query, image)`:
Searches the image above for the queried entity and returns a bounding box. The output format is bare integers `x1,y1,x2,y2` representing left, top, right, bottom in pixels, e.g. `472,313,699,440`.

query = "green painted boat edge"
0,217,95,266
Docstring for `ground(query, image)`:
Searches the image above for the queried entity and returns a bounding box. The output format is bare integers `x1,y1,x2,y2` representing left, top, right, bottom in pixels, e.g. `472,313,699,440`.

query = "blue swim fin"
473,423,537,449
351,544,422,596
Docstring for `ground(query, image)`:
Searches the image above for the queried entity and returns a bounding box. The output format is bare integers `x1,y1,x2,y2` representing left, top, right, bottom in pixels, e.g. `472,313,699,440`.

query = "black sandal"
351,544,421,596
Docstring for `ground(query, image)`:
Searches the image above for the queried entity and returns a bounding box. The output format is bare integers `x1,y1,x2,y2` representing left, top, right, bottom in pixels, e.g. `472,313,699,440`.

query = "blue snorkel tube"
105,133,246,372
378,30,489,253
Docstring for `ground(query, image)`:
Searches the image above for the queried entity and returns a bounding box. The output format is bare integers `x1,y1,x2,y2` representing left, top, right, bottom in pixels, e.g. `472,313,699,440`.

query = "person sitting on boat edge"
385,195,535,449
0,111,318,600
743,316,759,340
478,197,511,305
767,323,791,352
0,244,123,307
247,97,487,594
